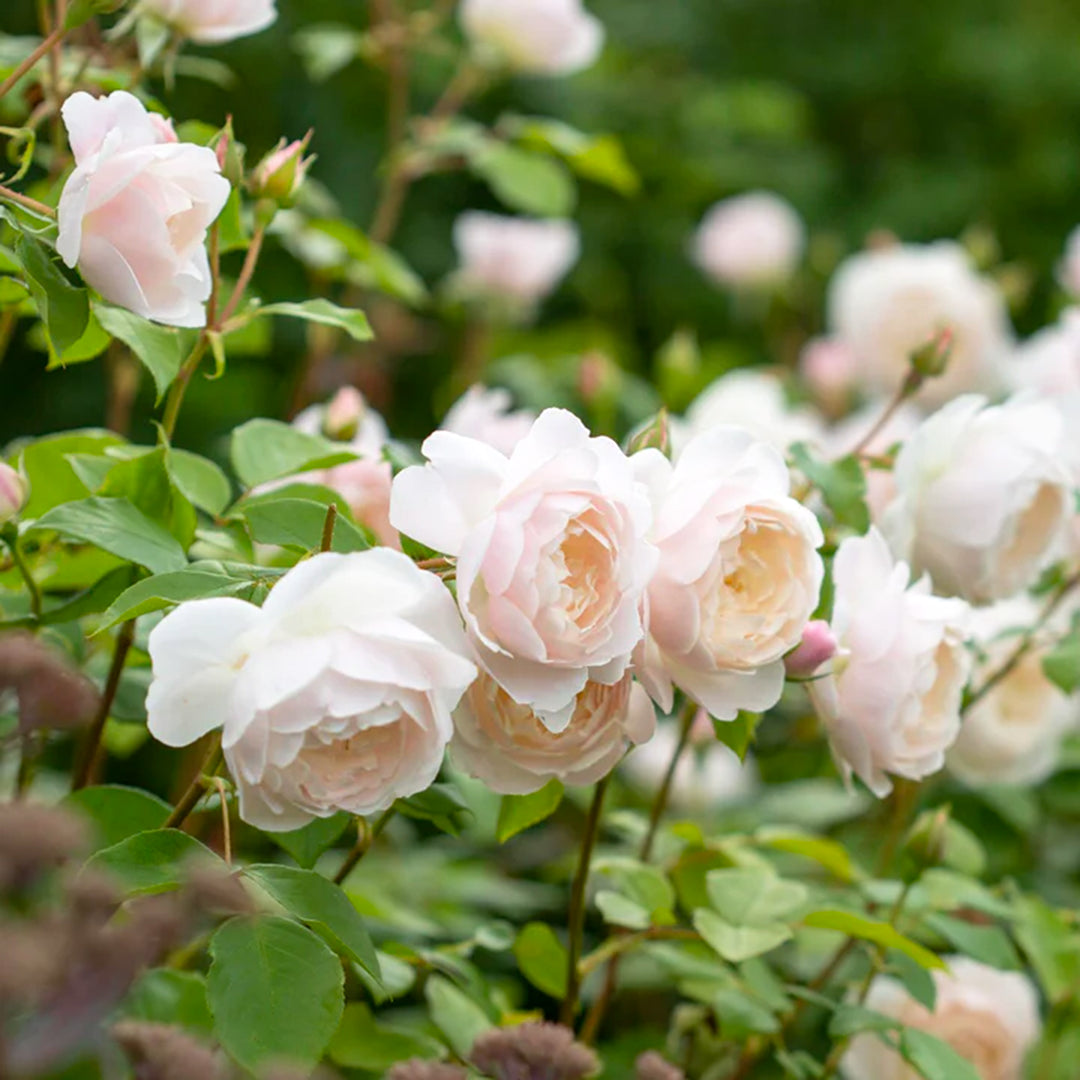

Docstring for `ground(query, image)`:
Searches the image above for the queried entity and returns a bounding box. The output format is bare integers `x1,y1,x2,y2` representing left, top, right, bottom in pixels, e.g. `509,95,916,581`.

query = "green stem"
0,25,66,102
216,222,267,329
163,734,224,829
4,533,42,619
320,503,338,552
160,336,210,440
0,182,55,218
560,775,611,1026
333,807,395,884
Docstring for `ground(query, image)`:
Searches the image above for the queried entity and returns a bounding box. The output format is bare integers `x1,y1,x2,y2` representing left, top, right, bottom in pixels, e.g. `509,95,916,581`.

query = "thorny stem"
333,807,395,885
0,182,56,218
163,734,224,830
580,700,698,1043
561,775,611,1026
71,619,136,790
964,571,1080,713
0,25,66,102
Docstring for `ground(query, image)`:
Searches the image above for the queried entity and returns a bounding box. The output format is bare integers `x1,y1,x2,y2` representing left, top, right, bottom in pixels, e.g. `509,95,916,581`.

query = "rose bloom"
842,958,1041,1080
460,0,604,75
390,408,656,732
451,671,654,794
674,369,826,458
826,241,1013,407
141,0,277,43
947,598,1078,787
453,212,580,307
882,394,1072,604
57,92,229,328
810,528,971,798
146,550,476,831
1059,225,1080,297
634,426,824,718
442,385,536,457
693,192,805,288
621,711,758,813
799,336,859,416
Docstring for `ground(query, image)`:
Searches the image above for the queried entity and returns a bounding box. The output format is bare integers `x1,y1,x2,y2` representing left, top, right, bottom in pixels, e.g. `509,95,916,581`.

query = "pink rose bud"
910,326,954,379
784,620,838,678
251,132,314,205
800,336,858,415
0,462,28,525
322,386,367,442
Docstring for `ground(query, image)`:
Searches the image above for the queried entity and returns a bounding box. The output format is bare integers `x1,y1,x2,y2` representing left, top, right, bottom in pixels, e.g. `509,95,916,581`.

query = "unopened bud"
910,327,953,379
800,337,858,416
214,118,245,188
627,409,670,456
578,351,616,405
903,805,985,878
0,462,28,524
250,132,314,206
322,386,367,442
784,620,838,678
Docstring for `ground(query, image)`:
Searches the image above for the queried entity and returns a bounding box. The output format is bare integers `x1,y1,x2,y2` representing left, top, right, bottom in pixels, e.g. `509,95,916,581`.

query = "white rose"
634,427,824,718
451,671,655,794
947,597,1078,787
621,711,758,813
675,369,827,458
460,0,604,75
146,550,476,831
842,958,1041,1080
882,394,1072,603
453,212,580,307
827,242,1013,407
57,92,229,329
1058,225,1080,297
141,0,277,44
390,408,656,732
809,528,971,797
693,192,805,288
442,385,537,457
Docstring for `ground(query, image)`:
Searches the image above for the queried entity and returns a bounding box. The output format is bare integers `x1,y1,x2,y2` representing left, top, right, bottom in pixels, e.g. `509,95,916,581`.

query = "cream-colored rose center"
997,482,1067,588
544,508,618,651
294,718,407,806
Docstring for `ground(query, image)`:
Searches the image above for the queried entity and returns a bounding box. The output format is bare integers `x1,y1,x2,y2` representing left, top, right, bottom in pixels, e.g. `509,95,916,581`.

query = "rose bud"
250,131,314,205
784,620,839,678
0,461,28,524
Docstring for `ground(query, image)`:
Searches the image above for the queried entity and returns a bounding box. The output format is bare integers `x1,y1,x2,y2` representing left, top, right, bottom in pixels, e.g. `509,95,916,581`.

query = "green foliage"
85,829,223,896
496,779,564,842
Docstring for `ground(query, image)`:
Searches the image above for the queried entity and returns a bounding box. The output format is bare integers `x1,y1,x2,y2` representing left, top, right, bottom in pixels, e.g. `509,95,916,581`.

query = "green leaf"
239,497,372,553
256,299,373,342
16,233,89,355
802,910,945,970
97,447,197,546
121,970,213,1034
64,0,125,30
85,828,222,896
168,449,232,516
94,306,191,403
706,868,808,925
693,907,793,963
889,949,937,1011
790,443,870,532
513,922,570,998
305,218,428,305
1043,614,1080,695
328,1002,444,1072
712,711,762,761
62,785,170,849
8,565,133,629
596,890,651,930
1012,894,1080,1002
496,779,563,842
243,864,380,981
471,144,577,217
98,564,257,630
923,913,1020,970
396,782,472,836
828,1004,900,1039
271,813,351,869
900,1028,981,1080
207,915,344,1073
757,829,858,883
229,418,357,489
31,496,188,574
424,975,494,1058
16,430,123,517
42,312,111,367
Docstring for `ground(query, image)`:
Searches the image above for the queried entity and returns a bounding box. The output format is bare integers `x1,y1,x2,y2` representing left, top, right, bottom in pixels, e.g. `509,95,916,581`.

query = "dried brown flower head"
635,1051,685,1080
0,632,99,733
112,1020,228,1080
0,803,89,892
469,1022,600,1080
386,1061,469,1080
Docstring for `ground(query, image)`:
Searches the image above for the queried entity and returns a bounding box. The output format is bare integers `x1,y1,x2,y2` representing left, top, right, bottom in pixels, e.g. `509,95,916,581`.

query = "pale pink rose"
674,369,827,458
0,462,28,525
809,528,971,797
947,597,1078,787
57,92,229,328
451,671,654,794
460,0,604,75
693,192,805,288
453,212,580,306
390,408,657,732
441,385,536,456
146,550,476,831
827,241,1013,407
800,336,859,415
634,427,824,719
141,0,277,43
882,395,1072,603
784,620,838,678
842,959,1041,1080
1058,225,1080,297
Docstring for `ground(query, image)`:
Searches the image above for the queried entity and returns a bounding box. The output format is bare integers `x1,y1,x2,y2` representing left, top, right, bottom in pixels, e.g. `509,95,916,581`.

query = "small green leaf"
207,916,344,1073
396,783,472,836
94,306,191,402
328,1002,443,1072
471,143,576,217
31,496,188,574
168,449,232,516
923,913,1020,970
98,564,257,630
513,922,569,998
243,864,380,981
239,497,372,553
596,890,651,930
16,233,89,355
706,867,808,925
790,443,870,532
121,970,213,1034
757,829,858,883
64,0,125,30
802,910,945,970
1043,615,1080,695
256,299,373,342
828,1004,900,1039
62,785,170,849
85,829,222,895
712,711,762,760
900,1027,981,1080
693,908,793,962
271,813,351,869
230,418,357,489
496,779,563,842
424,975,494,1059
16,429,123,517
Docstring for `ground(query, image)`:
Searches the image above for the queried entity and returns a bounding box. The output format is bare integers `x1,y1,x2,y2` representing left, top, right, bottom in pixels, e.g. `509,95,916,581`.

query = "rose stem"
0,24,66,101
333,807,395,885
163,734,224,830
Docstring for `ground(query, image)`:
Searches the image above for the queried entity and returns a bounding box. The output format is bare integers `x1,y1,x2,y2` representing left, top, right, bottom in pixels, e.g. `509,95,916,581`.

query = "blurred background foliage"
4,0,1080,454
